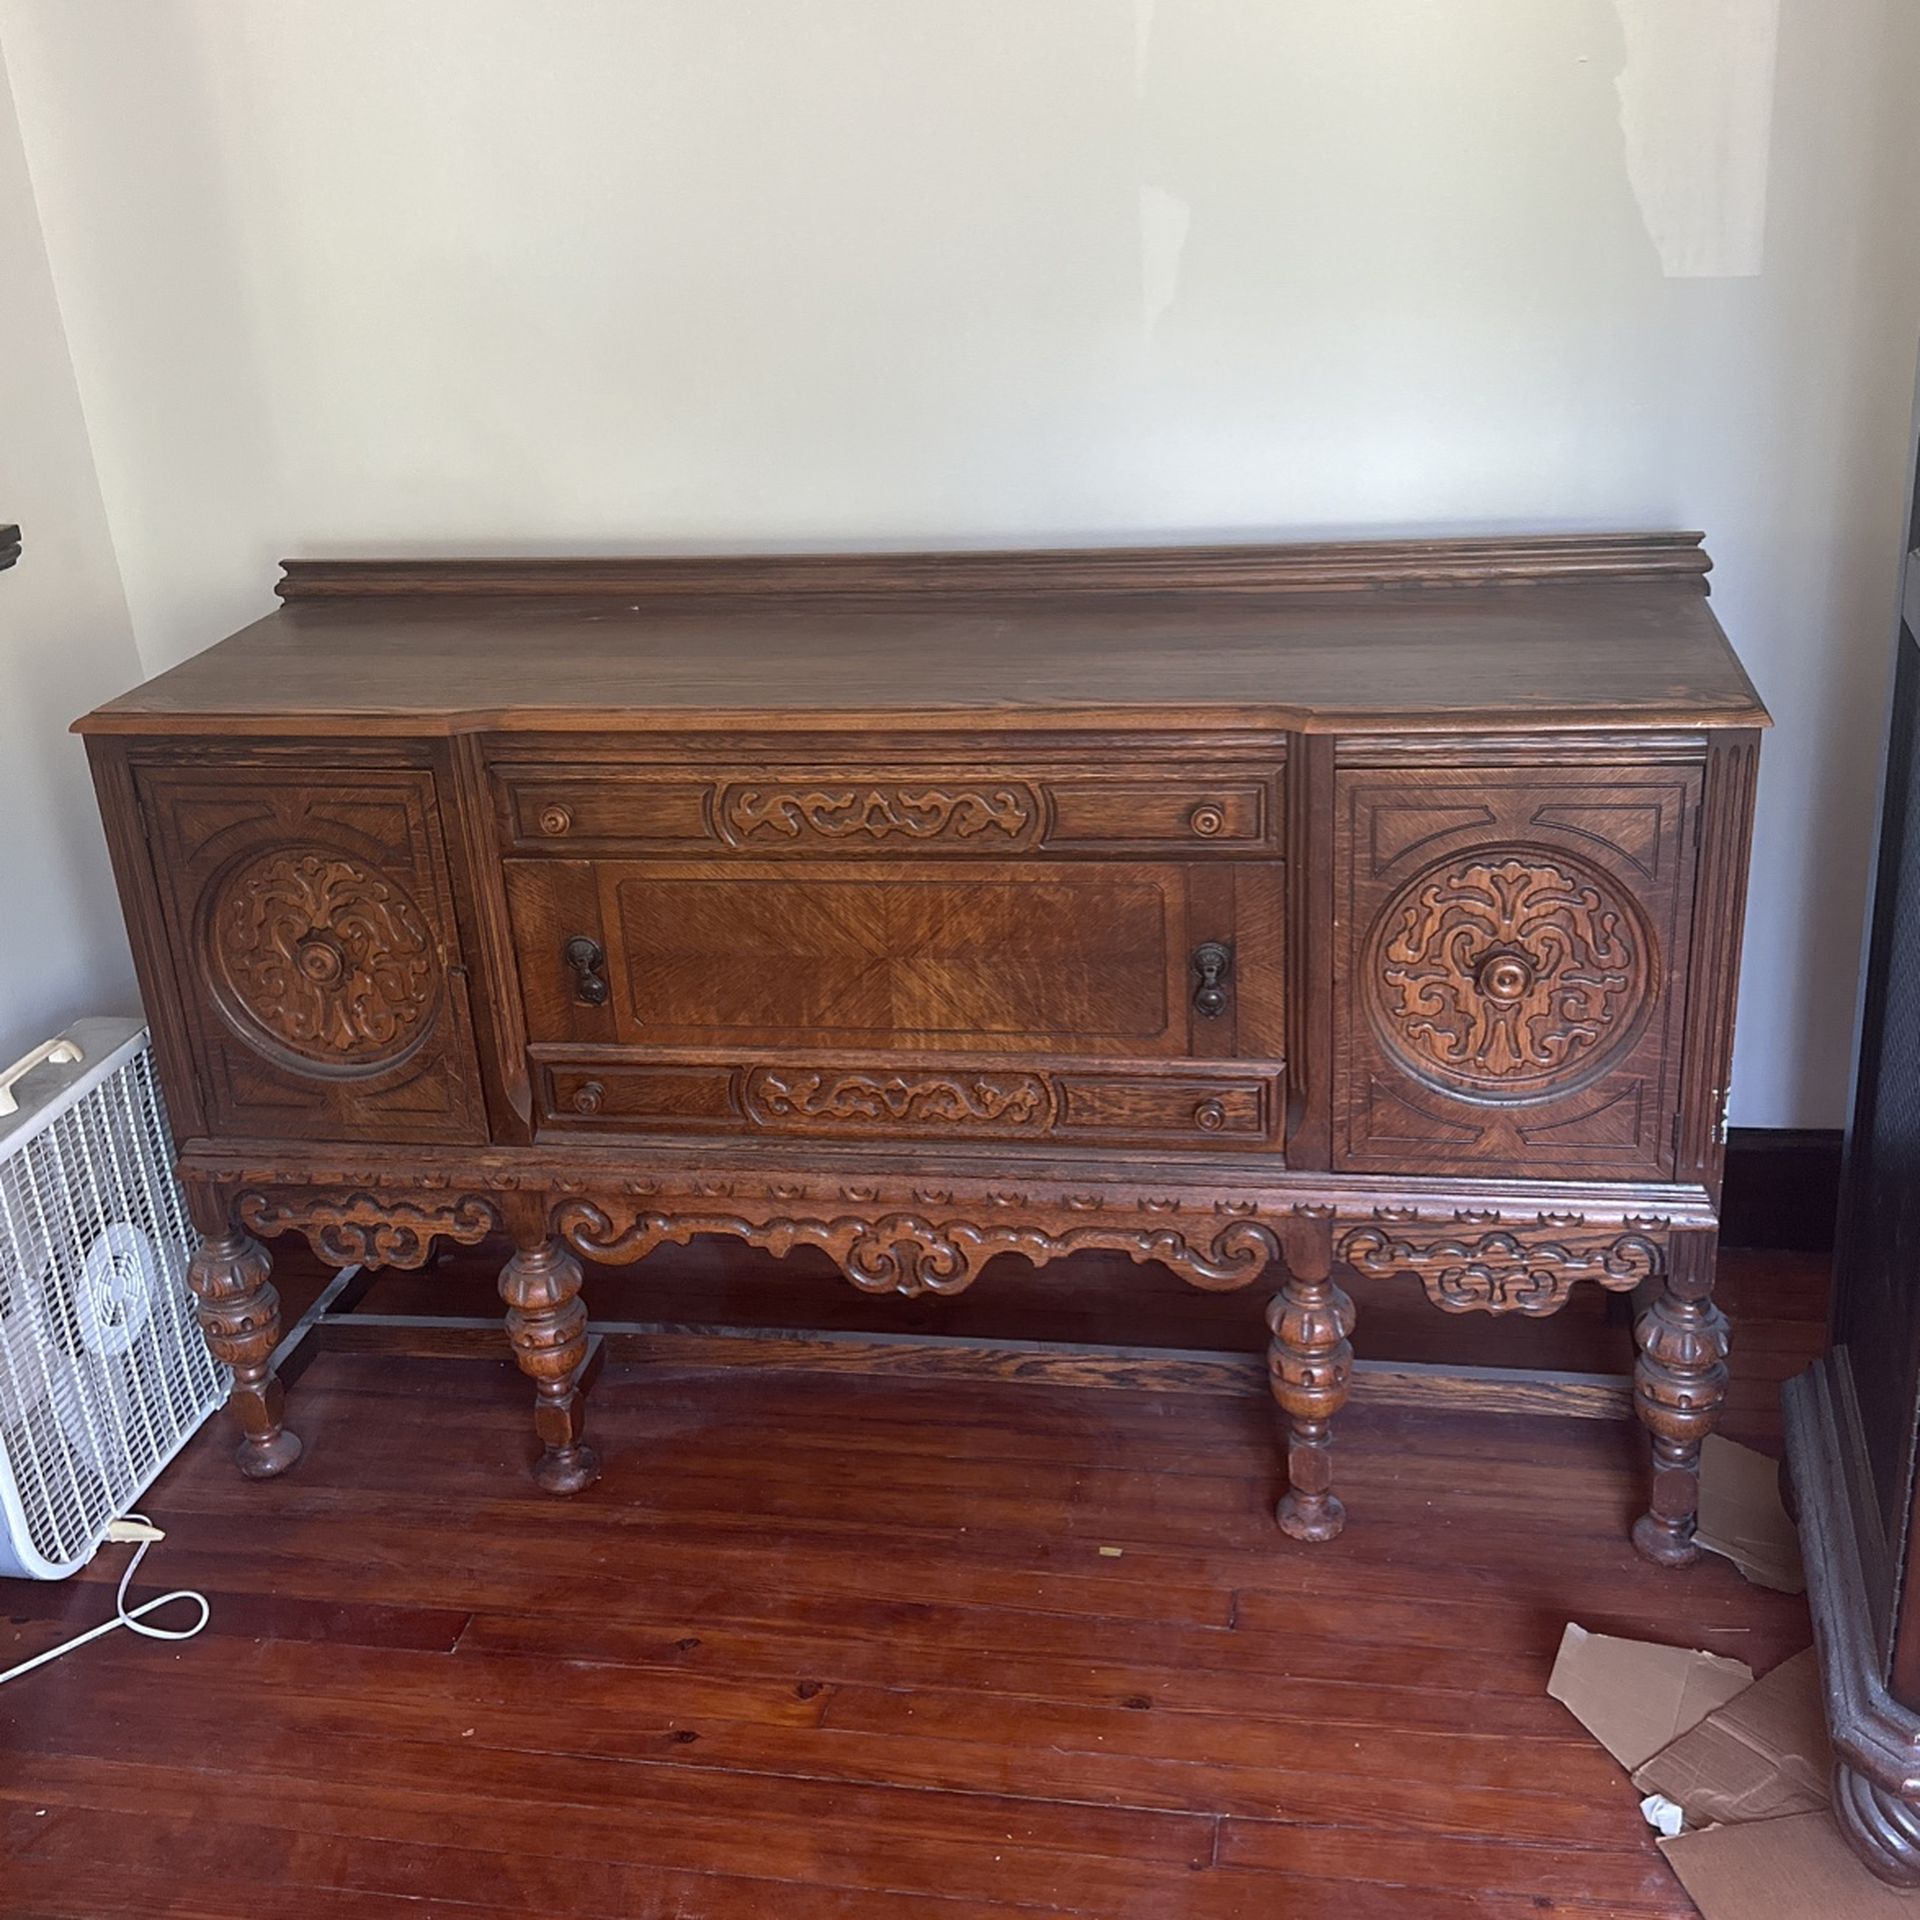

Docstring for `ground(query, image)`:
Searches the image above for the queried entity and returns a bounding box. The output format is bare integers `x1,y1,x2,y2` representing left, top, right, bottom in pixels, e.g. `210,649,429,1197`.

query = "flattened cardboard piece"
1660,1810,1920,1919
1547,1622,1753,1771
1633,1647,1832,1825
1695,1433,1807,1593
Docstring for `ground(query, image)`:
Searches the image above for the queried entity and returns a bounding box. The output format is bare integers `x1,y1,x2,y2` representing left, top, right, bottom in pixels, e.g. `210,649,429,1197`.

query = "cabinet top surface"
77,533,1769,738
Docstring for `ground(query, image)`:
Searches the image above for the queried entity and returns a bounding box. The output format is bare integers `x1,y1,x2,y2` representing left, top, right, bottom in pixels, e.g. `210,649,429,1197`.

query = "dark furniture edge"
1784,1360,1920,1885
1721,1126,1842,1251
275,530,1712,601
0,525,19,572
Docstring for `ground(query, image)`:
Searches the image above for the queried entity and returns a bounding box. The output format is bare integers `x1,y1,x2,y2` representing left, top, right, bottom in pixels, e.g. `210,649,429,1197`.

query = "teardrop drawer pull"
1191,941,1233,1019
564,935,610,1006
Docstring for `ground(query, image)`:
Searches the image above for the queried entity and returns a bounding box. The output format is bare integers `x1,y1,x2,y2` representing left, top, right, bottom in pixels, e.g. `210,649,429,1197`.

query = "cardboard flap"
1633,1647,1832,1825
1547,1622,1754,1771
1696,1434,1807,1593
1661,1810,1920,1919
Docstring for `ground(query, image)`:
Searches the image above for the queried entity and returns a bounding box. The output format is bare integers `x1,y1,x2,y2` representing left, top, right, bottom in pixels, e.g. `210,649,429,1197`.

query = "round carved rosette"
1368,851,1653,1098
208,848,439,1071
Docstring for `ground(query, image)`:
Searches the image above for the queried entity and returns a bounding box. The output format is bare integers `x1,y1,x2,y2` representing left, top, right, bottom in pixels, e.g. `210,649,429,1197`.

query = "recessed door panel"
136,766,487,1143
1334,765,1701,1178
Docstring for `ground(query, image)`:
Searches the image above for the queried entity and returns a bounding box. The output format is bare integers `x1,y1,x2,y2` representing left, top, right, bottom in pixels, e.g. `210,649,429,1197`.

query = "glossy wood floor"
0,1245,1824,1918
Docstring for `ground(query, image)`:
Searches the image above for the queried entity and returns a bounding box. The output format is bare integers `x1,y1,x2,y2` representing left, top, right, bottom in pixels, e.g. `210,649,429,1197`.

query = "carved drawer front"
493,762,1277,856
539,1060,1276,1148
136,766,487,1143
1334,763,1702,1178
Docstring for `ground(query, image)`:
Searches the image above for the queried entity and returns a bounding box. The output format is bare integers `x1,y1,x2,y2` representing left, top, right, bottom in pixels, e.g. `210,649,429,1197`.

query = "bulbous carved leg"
500,1238,598,1495
1632,1233,1730,1567
187,1228,302,1479
1267,1247,1357,1544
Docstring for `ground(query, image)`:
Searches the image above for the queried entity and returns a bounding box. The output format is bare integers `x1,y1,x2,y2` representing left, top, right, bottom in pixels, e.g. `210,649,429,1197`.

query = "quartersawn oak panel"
1334,763,1702,1178
504,857,1281,1061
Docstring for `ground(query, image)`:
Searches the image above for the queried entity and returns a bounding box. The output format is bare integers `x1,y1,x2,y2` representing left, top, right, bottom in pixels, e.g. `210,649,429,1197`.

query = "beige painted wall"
2,1,1917,1125
0,39,140,1068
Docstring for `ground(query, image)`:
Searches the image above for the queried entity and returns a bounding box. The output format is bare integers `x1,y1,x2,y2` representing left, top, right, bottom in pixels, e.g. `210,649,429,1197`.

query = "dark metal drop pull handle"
564,935,609,1006
1191,940,1232,1019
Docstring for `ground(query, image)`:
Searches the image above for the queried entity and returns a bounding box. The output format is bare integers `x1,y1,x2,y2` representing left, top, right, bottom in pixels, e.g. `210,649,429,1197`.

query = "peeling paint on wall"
1137,182,1189,346
1613,0,1780,277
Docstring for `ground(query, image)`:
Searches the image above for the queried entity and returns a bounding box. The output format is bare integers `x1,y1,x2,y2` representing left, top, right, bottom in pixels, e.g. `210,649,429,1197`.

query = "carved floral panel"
1370,853,1653,1097
210,848,440,1070
743,1067,1054,1131
1334,765,1701,1179
1340,1223,1661,1316
135,768,488,1143
719,783,1039,847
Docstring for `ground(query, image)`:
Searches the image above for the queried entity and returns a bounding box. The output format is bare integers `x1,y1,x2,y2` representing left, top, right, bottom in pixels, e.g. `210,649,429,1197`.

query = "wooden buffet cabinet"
78,533,1766,1558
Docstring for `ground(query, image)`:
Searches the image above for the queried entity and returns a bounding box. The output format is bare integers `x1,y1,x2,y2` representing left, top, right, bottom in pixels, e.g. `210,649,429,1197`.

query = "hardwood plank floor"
0,1245,1824,1918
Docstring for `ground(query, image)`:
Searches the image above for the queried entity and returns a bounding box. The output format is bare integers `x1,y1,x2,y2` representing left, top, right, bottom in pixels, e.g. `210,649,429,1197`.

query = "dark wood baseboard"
1722,1127,1843,1251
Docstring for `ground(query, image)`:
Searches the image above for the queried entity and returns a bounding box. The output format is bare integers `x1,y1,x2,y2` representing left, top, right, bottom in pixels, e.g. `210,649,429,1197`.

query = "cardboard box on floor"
1548,1441,1917,1916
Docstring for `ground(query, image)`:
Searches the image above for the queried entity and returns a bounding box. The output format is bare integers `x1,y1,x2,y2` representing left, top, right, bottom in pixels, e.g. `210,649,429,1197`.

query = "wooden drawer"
493,761,1278,856
502,852,1287,1151
504,856,1283,1060
537,1058,1278,1148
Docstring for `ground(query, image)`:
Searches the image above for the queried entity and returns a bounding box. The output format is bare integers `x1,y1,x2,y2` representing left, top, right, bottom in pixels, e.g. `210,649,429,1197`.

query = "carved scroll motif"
721,784,1037,845
743,1068,1053,1132
1370,854,1651,1096
234,1189,496,1270
554,1197,1279,1299
211,848,439,1069
1339,1224,1661,1316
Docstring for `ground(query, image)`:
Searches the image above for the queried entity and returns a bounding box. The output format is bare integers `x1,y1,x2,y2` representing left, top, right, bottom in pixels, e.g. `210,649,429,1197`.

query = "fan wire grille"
0,1044,224,1573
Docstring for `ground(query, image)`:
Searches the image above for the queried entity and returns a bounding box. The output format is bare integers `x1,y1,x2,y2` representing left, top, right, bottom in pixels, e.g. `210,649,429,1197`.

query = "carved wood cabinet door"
1333,761,1703,1178
500,855,1286,1150
136,765,488,1142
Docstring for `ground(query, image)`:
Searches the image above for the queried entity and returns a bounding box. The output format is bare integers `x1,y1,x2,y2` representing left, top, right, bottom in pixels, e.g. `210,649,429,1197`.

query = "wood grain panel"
506,858,1247,1058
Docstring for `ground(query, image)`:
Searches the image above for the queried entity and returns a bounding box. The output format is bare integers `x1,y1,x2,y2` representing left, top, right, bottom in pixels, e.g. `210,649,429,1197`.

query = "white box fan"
0,1017,225,1579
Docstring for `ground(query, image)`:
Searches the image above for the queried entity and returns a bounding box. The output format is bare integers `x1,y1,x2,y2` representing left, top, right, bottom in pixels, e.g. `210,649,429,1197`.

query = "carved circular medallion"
208,849,439,1071
1367,852,1653,1098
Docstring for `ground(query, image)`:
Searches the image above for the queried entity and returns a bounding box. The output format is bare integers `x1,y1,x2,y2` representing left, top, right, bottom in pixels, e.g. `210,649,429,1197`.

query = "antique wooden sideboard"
77,532,1766,1558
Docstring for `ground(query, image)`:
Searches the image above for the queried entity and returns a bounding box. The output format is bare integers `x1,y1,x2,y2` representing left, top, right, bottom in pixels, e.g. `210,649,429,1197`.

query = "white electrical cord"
0,1515,209,1687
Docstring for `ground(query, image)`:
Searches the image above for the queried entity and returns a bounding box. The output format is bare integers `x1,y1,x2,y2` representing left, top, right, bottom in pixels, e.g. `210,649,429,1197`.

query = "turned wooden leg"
1632,1233,1730,1567
500,1237,599,1495
186,1227,302,1480
1267,1238,1356,1544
